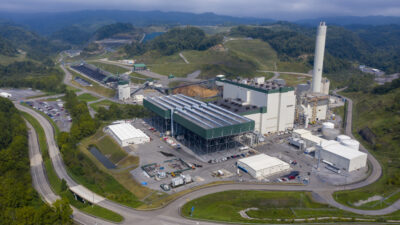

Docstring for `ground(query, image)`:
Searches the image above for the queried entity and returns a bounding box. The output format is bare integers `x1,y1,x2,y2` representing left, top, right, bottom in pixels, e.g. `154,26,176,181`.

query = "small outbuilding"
106,122,150,147
237,154,290,180
133,64,147,71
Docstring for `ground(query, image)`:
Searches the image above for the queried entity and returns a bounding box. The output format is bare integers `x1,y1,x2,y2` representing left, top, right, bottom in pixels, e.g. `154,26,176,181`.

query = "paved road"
19,89,400,225
267,72,280,81
24,114,116,225
179,52,190,64
258,70,312,77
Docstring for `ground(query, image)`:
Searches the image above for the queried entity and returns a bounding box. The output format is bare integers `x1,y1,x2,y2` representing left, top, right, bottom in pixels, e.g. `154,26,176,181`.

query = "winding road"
19,82,400,224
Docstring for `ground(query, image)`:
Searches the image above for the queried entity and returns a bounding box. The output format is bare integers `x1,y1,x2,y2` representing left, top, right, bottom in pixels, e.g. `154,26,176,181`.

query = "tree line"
0,61,65,92
0,97,72,224
56,91,147,206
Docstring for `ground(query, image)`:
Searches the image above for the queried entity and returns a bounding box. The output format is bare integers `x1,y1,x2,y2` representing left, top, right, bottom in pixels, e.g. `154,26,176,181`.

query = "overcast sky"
1,0,400,20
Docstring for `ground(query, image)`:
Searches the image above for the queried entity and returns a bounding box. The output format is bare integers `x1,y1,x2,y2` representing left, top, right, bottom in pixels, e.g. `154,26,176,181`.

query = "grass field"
279,73,311,86
89,99,115,112
130,72,158,84
182,190,360,223
181,190,400,223
0,53,27,65
334,88,400,210
90,62,129,74
224,39,277,70
67,67,116,98
76,128,157,206
94,135,128,164
21,112,124,222
77,93,100,102
133,39,310,79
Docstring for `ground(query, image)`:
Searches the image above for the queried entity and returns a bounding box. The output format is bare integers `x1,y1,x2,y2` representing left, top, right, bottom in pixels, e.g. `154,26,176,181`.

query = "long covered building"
143,94,254,154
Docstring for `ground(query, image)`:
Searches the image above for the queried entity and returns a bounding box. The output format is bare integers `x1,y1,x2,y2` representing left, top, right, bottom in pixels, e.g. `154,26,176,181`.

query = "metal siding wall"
143,99,170,119
278,90,296,131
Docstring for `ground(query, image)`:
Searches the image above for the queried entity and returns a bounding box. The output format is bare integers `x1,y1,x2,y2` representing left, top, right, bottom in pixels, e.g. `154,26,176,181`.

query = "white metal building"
237,154,290,180
218,77,296,134
0,92,11,98
118,84,131,101
292,129,327,148
106,123,150,147
319,141,367,172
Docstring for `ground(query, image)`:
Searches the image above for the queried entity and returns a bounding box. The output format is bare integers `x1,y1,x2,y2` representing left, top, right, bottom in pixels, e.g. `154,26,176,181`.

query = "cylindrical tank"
215,74,225,86
336,135,351,143
322,122,335,129
341,139,360,151
322,128,340,140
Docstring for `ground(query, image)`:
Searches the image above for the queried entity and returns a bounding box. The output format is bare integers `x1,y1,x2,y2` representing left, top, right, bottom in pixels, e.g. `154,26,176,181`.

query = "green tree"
53,197,73,224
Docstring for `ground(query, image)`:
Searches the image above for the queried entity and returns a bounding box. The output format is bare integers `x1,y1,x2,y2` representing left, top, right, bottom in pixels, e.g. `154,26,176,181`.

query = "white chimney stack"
312,22,327,93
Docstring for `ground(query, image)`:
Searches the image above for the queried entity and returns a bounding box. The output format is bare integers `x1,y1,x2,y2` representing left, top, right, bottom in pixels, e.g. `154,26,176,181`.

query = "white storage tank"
336,135,351,143
215,74,225,86
341,139,360,151
322,122,335,129
322,128,340,140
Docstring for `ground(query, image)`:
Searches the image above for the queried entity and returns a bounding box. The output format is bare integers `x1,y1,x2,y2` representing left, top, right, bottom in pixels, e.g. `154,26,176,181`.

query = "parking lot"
24,99,72,132
0,88,43,100
124,120,313,193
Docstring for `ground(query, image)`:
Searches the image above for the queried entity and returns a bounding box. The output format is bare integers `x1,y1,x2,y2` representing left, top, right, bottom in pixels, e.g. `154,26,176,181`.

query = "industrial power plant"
62,22,369,193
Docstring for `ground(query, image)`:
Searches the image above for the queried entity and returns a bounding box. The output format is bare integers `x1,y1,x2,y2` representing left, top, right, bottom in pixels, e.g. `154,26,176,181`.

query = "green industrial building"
143,94,254,154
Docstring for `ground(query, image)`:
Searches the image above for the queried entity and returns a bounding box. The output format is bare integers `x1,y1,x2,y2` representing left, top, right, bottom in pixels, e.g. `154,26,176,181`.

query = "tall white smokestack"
312,22,327,93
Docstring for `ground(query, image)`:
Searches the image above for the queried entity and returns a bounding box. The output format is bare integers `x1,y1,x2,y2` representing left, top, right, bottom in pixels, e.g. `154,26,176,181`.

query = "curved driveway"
18,92,400,224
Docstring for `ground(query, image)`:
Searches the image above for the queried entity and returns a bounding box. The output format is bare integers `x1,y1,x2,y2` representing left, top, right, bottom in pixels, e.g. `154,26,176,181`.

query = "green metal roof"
143,95,255,139
134,64,146,67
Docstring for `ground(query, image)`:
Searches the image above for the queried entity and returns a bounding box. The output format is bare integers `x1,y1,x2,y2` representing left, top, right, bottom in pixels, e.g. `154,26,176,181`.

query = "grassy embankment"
76,128,167,207
89,99,115,112
132,39,310,79
67,67,116,98
0,53,27,65
181,190,400,223
279,73,311,87
90,61,130,74
21,112,124,222
335,88,400,210
77,93,100,102
130,72,159,84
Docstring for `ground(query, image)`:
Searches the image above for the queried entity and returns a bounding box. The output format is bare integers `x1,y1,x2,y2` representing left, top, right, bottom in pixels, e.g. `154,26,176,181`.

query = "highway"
19,87,400,224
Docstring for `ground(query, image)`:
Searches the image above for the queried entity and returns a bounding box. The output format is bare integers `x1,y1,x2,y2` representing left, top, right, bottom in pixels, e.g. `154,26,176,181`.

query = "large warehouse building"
319,141,367,172
143,94,254,154
106,122,150,147
237,154,290,180
216,76,296,134
292,129,367,172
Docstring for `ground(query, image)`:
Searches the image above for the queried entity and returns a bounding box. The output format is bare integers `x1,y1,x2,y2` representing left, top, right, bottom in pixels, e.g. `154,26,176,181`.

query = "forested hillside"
94,22,143,40
0,97,72,224
124,26,223,56
0,61,65,92
0,24,68,62
50,25,92,45
0,24,67,92
0,36,17,56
